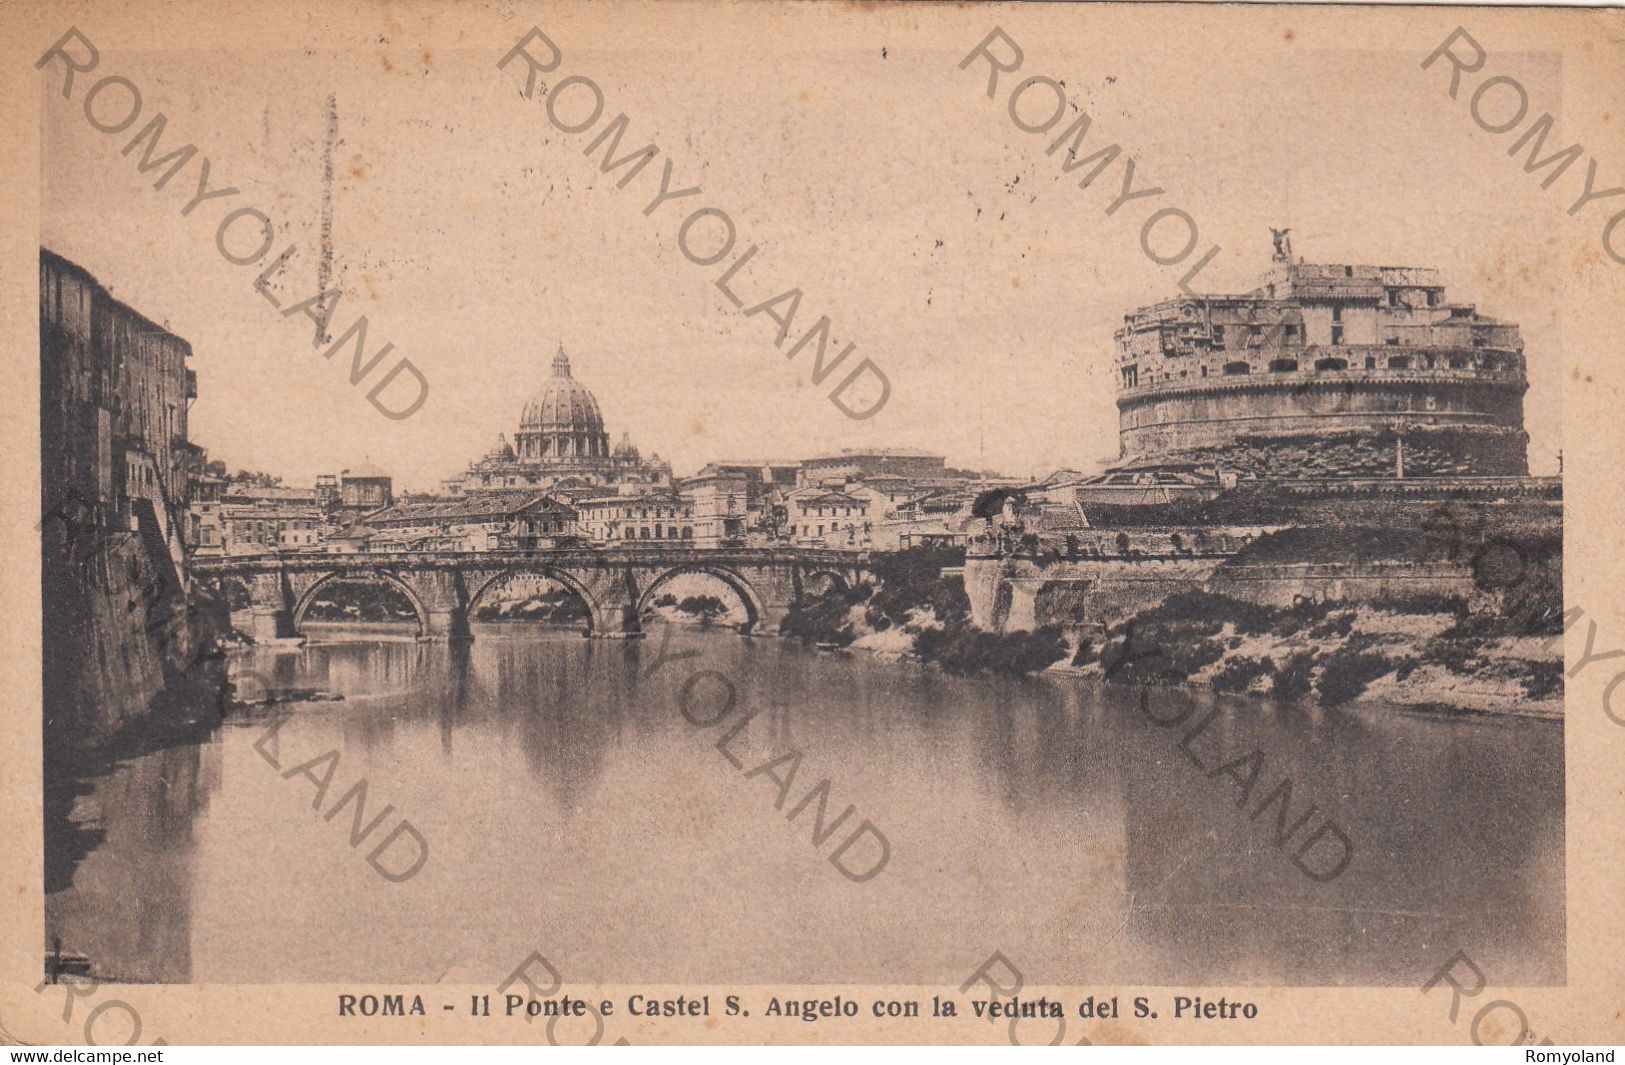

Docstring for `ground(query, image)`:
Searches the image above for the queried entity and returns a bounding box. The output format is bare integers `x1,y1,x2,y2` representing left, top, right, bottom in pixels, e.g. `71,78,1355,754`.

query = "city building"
362,492,578,551
442,345,672,495
788,489,871,547
679,473,751,544
843,475,919,522
40,248,203,736
340,463,393,510
225,483,319,507
188,472,228,556
218,499,324,554
1110,235,1530,479
697,460,802,494
573,490,696,542
870,487,977,549
797,448,949,487
40,249,198,578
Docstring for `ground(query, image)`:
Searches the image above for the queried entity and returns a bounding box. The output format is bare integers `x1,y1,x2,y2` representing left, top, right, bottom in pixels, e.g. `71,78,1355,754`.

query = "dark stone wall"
1118,374,1528,476
1138,425,1531,480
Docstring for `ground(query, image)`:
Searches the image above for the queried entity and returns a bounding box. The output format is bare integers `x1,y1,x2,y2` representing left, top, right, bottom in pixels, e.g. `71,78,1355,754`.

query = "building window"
1331,306,1342,323
1211,326,1226,347
1284,324,1297,337
1427,291,1440,307
1223,361,1250,375
1387,355,1411,370
1269,358,1298,373
1331,326,1344,345
1314,357,1348,371
1365,356,1377,369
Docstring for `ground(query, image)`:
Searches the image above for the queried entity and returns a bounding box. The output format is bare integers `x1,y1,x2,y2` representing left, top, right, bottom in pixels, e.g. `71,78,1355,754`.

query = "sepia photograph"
3,0,1622,1050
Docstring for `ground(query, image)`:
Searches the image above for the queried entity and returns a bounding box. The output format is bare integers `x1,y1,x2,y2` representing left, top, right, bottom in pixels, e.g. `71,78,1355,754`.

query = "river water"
46,624,1564,986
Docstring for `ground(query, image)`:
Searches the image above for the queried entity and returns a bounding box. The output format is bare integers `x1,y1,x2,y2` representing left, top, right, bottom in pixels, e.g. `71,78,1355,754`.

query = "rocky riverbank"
778,548,1564,720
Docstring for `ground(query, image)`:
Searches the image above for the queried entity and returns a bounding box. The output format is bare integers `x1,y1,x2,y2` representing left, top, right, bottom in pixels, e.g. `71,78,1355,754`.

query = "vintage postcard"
1,0,1622,1048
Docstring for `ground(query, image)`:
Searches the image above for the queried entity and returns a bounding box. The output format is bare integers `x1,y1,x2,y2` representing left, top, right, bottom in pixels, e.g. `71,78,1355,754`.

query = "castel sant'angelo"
1111,230,1530,482
966,233,1560,635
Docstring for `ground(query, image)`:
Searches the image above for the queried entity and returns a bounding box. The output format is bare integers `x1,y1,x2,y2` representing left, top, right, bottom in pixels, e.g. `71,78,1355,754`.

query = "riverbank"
777,549,1563,720
1062,590,1562,721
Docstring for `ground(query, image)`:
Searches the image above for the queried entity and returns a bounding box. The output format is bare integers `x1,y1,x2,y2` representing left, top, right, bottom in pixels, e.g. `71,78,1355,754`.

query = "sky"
41,7,1566,491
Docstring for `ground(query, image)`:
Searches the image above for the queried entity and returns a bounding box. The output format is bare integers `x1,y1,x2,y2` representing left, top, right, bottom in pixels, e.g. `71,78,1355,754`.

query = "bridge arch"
636,564,769,634
211,573,255,613
803,568,852,597
291,569,431,637
466,565,603,635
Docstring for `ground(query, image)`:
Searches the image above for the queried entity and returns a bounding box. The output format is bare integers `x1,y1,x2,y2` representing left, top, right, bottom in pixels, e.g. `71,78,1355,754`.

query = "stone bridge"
193,547,872,640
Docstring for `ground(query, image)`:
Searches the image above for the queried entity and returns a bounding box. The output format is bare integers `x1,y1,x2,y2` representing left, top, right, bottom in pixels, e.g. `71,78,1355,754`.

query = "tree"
230,469,283,488
677,595,728,625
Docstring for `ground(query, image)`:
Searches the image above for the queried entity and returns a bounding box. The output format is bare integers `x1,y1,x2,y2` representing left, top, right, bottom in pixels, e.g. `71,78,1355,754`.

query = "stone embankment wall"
1206,560,1480,610
964,533,1480,634
43,528,200,742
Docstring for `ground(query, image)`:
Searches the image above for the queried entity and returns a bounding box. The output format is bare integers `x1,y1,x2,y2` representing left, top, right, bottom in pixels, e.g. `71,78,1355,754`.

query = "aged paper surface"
1,0,1622,1046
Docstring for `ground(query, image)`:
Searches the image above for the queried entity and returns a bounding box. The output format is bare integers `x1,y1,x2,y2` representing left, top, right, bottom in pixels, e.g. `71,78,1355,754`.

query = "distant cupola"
516,342,610,463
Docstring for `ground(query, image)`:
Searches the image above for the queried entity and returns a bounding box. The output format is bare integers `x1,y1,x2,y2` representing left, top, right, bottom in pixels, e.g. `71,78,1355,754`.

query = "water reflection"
46,625,1562,986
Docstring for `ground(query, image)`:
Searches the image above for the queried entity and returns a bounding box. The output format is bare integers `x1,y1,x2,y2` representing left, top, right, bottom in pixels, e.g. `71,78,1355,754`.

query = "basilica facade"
442,345,671,495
